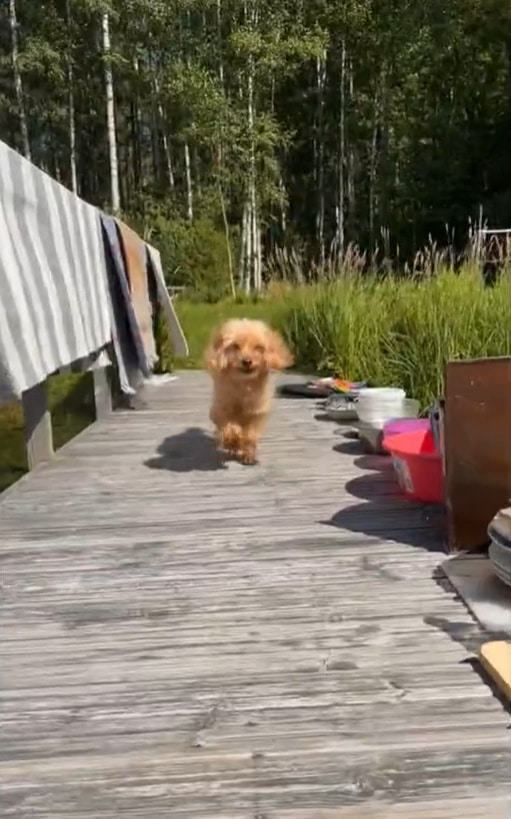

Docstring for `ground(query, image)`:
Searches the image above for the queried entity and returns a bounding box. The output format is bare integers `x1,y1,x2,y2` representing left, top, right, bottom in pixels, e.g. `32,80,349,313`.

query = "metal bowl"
324,394,359,423
488,525,511,588
356,422,386,454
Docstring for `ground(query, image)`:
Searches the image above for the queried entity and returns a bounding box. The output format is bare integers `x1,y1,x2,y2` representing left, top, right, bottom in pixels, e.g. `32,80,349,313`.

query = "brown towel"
115,219,157,368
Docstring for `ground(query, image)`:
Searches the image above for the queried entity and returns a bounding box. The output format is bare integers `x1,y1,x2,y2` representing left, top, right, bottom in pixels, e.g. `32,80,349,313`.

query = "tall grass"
283,265,511,409
174,262,511,410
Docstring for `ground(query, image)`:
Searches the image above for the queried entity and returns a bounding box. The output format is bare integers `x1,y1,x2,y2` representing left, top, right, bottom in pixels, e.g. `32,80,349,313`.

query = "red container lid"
383,428,439,459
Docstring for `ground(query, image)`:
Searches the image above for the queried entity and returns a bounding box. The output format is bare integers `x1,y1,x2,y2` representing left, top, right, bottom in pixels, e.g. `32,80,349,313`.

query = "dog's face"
205,319,293,379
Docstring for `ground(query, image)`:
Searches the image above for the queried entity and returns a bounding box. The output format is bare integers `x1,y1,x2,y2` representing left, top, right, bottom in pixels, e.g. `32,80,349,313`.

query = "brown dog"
205,318,293,464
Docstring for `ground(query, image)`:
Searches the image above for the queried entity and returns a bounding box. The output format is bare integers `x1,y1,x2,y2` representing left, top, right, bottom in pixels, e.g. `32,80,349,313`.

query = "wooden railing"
21,363,112,471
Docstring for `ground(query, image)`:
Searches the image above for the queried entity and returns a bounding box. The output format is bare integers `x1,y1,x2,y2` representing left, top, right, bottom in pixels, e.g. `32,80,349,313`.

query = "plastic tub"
383,417,430,443
383,428,443,503
357,387,405,398
356,389,408,425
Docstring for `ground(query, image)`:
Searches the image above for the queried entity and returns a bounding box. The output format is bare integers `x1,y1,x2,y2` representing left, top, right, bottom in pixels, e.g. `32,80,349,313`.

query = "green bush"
283,265,511,409
148,212,236,293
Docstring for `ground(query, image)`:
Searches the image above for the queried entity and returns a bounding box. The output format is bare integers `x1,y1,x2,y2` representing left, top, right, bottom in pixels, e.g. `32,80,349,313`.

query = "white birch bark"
66,0,77,193
184,141,193,222
238,202,248,290
347,59,355,235
153,72,175,189
316,49,326,267
102,12,120,213
336,38,346,255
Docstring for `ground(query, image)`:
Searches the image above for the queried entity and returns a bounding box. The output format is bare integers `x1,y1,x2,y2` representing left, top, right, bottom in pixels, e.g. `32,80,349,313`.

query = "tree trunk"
184,141,193,222
153,73,175,189
102,12,120,213
378,66,390,231
316,50,327,267
65,0,77,193
217,171,235,297
9,0,30,161
181,10,194,222
132,56,143,191
279,173,287,236
243,0,260,291
369,88,380,248
245,198,253,293
250,177,261,290
347,59,356,239
217,0,224,89
336,38,346,256
216,0,225,169
238,201,248,290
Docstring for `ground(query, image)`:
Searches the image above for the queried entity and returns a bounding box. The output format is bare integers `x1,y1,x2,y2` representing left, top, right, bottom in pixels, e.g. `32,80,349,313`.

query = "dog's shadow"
145,427,228,472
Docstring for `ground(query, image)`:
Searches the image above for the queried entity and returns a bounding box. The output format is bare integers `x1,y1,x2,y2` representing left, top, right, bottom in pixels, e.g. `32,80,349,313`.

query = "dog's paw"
238,448,258,466
221,423,242,452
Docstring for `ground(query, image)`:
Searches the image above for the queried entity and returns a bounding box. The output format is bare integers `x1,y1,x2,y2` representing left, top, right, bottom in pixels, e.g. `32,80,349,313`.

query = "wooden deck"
1,370,509,818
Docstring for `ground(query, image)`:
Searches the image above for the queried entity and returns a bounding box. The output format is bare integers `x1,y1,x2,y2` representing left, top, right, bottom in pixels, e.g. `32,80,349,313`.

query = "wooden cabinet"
444,357,511,552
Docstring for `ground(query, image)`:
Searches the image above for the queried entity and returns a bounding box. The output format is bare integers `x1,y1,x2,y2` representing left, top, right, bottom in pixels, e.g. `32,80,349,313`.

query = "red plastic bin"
383,428,443,504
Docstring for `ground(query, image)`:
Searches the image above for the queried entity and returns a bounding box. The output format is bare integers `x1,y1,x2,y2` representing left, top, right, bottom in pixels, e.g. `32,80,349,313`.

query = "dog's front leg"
219,422,242,456
238,435,257,465
238,416,266,465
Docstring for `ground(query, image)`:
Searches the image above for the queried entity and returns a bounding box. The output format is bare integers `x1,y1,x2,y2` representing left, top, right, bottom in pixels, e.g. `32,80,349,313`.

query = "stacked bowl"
488,508,511,589
356,388,407,424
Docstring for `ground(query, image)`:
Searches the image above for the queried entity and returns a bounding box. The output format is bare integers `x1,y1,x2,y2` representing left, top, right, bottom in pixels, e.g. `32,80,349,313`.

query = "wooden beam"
21,380,54,469
92,365,112,420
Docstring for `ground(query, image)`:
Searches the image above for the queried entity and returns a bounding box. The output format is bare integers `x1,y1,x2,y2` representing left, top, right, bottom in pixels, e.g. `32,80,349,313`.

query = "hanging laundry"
146,243,189,359
101,215,151,392
0,139,111,399
115,219,158,371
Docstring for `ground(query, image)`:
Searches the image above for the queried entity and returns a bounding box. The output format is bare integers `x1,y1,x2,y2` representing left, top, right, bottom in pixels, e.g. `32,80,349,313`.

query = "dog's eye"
254,345,265,354
229,342,240,352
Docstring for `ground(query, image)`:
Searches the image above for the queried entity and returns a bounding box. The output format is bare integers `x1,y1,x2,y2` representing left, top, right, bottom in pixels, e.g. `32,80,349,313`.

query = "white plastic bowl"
357,387,405,400
356,389,409,425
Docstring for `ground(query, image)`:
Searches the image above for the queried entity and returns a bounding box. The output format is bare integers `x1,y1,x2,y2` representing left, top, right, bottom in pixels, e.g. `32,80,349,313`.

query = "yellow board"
479,641,511,701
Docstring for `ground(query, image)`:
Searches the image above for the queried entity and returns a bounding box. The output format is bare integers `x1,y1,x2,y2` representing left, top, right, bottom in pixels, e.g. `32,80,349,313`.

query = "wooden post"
92,365,112,420
21,380,54,470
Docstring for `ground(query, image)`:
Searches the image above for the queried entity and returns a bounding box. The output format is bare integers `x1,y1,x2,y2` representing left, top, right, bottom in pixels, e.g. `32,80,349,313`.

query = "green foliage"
146,211,236,291
1,0,509,262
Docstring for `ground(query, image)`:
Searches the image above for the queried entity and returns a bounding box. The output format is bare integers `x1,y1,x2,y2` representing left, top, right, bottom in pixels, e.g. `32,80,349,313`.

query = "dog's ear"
204,327,226,371
266,330,294,371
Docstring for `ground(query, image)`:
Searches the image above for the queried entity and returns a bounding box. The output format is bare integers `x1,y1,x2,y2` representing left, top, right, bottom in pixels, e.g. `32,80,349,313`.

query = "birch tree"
65,0,78,193
101,9,120,213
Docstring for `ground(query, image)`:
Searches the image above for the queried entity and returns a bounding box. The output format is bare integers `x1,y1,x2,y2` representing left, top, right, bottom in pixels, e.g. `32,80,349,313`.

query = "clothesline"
0,139,188,403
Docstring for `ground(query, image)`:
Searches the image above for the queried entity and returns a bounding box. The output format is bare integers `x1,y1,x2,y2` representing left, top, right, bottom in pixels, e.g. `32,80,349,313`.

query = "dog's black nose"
241,357,252,369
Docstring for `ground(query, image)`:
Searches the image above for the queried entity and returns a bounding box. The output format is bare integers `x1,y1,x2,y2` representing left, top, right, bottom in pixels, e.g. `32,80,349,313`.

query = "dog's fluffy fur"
205,318,293,464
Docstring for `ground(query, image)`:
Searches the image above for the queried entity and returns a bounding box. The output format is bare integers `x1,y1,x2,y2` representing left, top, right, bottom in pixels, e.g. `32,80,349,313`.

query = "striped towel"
0,140,111,399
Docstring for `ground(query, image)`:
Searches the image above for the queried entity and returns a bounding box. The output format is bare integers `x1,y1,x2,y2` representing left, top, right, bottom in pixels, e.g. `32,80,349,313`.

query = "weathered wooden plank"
21,380,54,469
0,371,508,817
92,364,112,419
